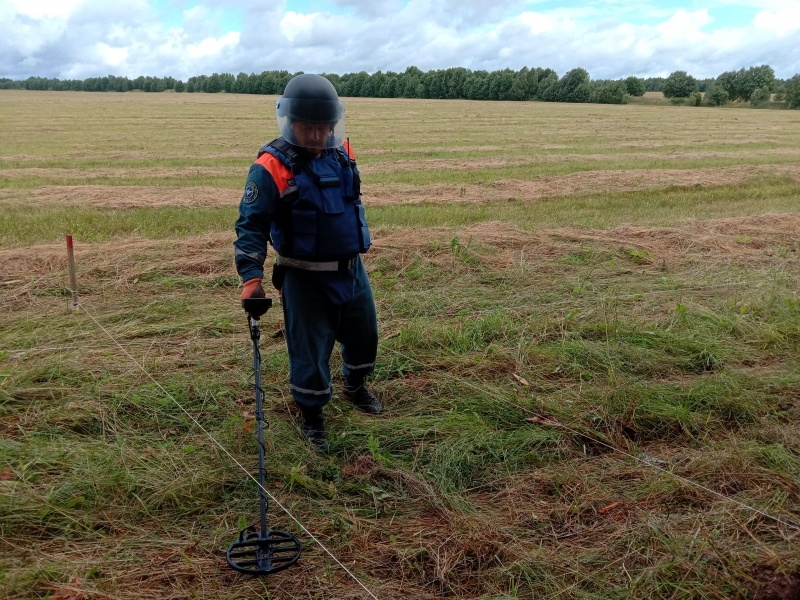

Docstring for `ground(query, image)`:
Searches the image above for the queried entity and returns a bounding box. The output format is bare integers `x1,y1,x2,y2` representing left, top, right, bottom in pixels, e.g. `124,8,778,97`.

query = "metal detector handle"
242,297,273,320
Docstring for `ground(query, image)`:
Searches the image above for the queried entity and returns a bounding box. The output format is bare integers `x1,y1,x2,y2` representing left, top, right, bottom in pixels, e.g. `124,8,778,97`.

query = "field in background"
1,90,799,599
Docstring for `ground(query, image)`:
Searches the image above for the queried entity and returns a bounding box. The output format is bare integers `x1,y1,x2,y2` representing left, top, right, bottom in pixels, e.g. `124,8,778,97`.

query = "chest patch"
244,181,258,203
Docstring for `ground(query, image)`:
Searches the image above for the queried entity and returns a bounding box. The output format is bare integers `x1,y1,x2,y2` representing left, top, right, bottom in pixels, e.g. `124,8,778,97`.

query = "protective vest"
256,138,371,262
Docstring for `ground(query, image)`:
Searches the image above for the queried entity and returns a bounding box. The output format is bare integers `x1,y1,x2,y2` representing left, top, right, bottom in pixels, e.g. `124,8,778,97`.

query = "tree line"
2,64,799,108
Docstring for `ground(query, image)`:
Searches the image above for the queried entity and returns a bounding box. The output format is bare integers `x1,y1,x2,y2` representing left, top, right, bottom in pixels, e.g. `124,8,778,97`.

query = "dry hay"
366,163,800,207
553,213,800,266
0,185,238,209
2,214,797,291
367,148,800,174
372,213,800,270
3,163,798,210
0,233,236,284
0,165,237,183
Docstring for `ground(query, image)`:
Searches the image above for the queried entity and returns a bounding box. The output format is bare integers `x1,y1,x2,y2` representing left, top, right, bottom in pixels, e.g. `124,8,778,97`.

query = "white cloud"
279,11,320,43
96,42,128,67
0,0,799,82
187,31,240,58
655,9,713,42
752,6,800,37
6,0,83,19
519,12,578,35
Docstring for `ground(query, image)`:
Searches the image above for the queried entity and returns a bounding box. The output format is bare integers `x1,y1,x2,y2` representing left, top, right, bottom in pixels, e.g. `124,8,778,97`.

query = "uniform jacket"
234,138,371,284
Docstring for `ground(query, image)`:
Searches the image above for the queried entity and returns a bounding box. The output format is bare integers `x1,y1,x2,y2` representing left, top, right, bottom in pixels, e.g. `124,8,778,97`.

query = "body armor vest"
256,138,370,262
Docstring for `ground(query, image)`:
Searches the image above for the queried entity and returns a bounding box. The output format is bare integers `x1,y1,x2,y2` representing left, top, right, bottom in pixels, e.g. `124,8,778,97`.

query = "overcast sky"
2,0,799,83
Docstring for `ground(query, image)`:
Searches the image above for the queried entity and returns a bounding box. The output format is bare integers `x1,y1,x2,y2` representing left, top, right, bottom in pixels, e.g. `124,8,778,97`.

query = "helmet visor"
276,98,346,149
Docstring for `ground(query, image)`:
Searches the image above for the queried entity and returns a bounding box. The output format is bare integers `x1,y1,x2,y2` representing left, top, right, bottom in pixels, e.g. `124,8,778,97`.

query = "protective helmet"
276,74,345,149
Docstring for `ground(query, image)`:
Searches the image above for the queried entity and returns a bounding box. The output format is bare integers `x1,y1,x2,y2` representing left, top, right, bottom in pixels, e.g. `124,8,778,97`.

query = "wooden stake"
66,234,79,311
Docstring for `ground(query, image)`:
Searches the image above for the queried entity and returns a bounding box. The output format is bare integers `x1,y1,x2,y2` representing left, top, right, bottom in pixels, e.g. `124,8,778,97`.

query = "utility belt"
276,254,357,272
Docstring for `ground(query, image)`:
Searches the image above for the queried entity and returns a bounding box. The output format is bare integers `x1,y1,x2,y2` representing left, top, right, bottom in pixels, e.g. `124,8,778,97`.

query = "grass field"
1,90,799,599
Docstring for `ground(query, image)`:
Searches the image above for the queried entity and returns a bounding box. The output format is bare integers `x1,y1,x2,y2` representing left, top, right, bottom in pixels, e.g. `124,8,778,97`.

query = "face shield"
276,97,346,150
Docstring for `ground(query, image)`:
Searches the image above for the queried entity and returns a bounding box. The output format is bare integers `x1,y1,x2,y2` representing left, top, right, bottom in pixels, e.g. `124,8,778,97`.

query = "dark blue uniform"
234,138,378,411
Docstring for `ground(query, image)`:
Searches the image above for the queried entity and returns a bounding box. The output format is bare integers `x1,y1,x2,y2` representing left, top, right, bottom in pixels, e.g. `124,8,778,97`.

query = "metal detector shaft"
249,315,269,537
227,297,301,576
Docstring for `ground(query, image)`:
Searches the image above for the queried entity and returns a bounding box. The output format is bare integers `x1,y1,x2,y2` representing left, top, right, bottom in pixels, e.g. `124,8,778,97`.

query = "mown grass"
1,90,799,599
3,177,799,247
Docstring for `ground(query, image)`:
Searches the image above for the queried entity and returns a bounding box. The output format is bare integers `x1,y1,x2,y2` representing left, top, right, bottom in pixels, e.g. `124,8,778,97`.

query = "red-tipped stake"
66,234,79,311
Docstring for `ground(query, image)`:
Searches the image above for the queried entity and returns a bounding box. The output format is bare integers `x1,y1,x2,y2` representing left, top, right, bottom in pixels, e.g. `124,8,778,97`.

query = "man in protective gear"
234,73,382,451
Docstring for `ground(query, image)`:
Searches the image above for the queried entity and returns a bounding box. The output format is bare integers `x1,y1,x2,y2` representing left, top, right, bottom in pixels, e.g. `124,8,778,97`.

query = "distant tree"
401,74,422,98
232,72,248,94
591,80,628,104
697,78,715,92
370,71,389,97
663,70,698,98
113,76,132,91
749,86,771,108
509,68,532,100
488,69,516,100
255,72,273,94
360,72,378,97
425,69,445,99
190,75,208,92
447,67,469,99
782,75,800,109
340,71,369,97
717,65,776,102
624,76,645,96
395,65,424,98
715,70,741,100
643,76,666,91
206,73,223,93
515,66,543,99
465,71,490,100
535,71,558,100
243,73,256,93
542,68,591,103
704,84,729,106
322,72,341,89
221,73,234,93
745,65,776,96
13,64,787,107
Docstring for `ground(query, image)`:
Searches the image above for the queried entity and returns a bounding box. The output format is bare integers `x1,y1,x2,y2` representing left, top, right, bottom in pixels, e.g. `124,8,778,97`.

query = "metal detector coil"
227,297,302,575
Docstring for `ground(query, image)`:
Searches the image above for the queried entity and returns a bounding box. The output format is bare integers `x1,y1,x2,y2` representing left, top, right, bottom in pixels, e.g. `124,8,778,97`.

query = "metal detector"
226,297,302,575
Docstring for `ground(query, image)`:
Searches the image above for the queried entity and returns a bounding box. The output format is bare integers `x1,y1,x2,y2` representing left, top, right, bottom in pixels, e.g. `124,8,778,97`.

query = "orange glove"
241,278,266,300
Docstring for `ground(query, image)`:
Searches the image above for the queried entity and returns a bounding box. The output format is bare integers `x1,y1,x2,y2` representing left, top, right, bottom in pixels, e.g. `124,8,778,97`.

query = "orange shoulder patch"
255,153,294,194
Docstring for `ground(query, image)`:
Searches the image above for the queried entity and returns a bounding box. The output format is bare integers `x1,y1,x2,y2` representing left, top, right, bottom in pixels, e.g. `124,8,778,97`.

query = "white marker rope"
75,301,380,600
384,345,800,535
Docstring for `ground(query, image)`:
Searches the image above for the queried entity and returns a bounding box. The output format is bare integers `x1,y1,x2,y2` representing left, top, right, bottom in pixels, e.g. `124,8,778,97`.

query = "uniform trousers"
281,257,378,411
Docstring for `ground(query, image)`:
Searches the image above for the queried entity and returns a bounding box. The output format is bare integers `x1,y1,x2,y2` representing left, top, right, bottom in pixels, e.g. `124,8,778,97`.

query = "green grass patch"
1,91,799,599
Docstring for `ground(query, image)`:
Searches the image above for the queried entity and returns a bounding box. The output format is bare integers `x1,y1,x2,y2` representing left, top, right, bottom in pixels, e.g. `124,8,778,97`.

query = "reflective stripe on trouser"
281,259,378,411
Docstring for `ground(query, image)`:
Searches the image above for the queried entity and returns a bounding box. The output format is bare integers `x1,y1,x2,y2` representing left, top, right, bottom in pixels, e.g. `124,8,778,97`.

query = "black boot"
343,385,383,415
300,408,328,452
